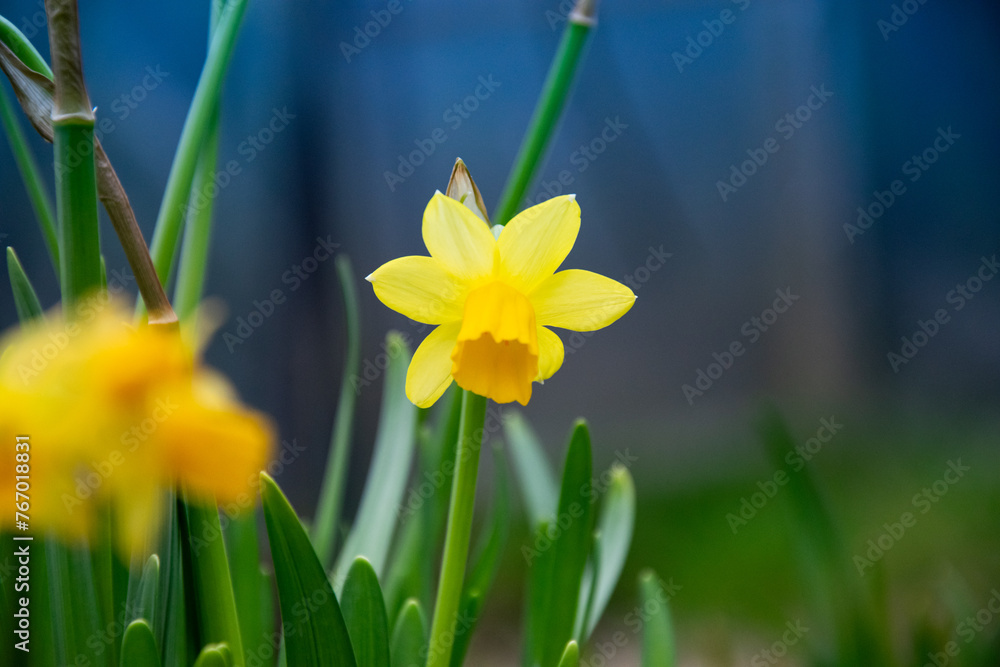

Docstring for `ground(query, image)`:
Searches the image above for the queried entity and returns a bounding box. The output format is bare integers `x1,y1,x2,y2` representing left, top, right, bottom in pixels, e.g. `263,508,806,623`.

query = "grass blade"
6,246,44,322
313,255,363,567
0,85,58,274
145,0,249,299
557,640,579,667
504,411,558,528
639,570,676,667
580,464,636,639
341,557,391,667
121,620,162,667
333,332,417,584
260,472,357,666
224,512,267,667
194,643,233,667
390,599,428,667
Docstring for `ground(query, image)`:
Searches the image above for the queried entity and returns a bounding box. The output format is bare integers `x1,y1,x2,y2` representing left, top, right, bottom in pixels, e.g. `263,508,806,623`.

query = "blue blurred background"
2,0,999,662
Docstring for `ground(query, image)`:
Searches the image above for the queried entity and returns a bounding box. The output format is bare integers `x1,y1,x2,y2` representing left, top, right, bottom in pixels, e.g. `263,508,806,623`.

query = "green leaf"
579,465,636,639
390,599,428,667
334,332,417,584
134,554,160,628
639,570,676,667
145,0,249,301
6,246,44,322
120,620,162,667
504,411,558,528
527,420,594,667
224,511,267,667
260,472,357,667
312,255,363,567
0,15,53,77
182,498,245,664
758,408,891,664
341,557,391,667
194,643,233,667
1,86,58,275
557,640,579,667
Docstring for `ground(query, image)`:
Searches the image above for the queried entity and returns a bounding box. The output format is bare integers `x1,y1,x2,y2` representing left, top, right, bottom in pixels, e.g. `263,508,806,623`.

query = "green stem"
426,390,488,667
141,0,249,317
0,86,58,275
312,256,362,566
173,113,220,321
493,0,596,226
46,0,101,308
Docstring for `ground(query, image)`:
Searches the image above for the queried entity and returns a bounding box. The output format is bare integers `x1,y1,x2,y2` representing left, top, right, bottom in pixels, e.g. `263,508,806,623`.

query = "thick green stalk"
173,113,220,321
312,256,362,566
173,0,225,322
46,0,101,308
143,0,249,315
0,86,58,274
426,390,488,667
493,0,596,226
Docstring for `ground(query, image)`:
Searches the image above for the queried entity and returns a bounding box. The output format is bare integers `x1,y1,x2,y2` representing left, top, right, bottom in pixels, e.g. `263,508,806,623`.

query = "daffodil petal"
531,269,636,331
498,195,580,291
368,256,467,324
536,326,564,382
423,192,496,281
406,321,461,408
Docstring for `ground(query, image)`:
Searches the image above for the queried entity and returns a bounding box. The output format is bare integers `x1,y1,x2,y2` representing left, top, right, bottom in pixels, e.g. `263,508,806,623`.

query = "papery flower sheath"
0,298,274,554
368,193,636,407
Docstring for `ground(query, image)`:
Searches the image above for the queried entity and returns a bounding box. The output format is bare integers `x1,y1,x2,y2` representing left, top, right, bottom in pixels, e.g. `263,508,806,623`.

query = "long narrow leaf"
639,570,676,667
6,247,44,322
341,557,391,667
504,412,558,528
333,332,417,584
120,620,162,667
539,421,594,666
390,599,428,667
260,473,357,666
580,465,636,639
313,255,363,566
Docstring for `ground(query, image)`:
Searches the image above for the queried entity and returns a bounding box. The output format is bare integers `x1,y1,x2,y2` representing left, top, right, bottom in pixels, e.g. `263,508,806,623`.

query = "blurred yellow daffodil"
368,192,635,407
0,297,273,554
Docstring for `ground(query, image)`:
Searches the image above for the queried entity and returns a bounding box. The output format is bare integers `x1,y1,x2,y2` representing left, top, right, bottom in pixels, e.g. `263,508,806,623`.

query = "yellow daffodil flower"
0,297,273,554
368,192,636,407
